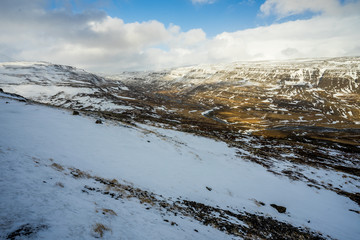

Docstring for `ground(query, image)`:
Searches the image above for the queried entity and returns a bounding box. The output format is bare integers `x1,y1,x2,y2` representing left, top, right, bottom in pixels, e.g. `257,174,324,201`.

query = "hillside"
0,57,360,239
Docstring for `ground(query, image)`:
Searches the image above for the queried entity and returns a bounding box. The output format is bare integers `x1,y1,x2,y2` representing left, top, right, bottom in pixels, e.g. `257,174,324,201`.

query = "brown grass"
253,130,289,139
51,163,64,171
101,208,117,216
93,223,111,238
109,179,119,185
139,197,155,205
68,168,91,178
310,136,359,146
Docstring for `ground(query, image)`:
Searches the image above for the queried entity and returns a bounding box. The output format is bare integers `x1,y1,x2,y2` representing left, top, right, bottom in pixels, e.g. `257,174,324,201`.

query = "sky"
0,0,359,73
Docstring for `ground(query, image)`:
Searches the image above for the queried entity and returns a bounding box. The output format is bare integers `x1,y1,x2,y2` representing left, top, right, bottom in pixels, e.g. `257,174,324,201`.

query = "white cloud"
0,0,359,73
210,15,360,61
260,0,360,18
88,17,170,50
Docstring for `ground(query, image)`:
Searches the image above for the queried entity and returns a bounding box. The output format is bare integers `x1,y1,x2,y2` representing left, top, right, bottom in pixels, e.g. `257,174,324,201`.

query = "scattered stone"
194,229,198,232
147,140,151,143
6,224,47,240
56,165,326,240
206,186,212,191
252,199,265,207
95,119,102,124
72,110,80,115
349,209,360,214
270,204,287,213
69,168,90,178
55,182,64,188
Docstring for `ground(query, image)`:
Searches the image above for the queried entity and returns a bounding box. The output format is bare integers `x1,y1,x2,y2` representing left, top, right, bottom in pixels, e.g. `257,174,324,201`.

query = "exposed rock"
270,204,287,213
252,199,266,207
349,209,360,214
61,163,325,240
55,182,64,188
6,224,48,240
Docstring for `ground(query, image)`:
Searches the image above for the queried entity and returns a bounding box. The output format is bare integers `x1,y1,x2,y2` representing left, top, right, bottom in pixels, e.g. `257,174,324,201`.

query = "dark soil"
6,224,48,240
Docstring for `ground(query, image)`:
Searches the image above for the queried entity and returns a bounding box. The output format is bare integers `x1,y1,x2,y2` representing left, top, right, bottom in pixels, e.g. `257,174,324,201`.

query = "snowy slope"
110,57,360,92
0,61,133,113
163,57,360,88
1,58,359,126
1,93,359,239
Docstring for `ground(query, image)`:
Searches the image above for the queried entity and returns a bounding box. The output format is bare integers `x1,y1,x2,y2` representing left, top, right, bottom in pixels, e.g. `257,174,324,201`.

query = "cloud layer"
0,0,359,73
260,0,360,17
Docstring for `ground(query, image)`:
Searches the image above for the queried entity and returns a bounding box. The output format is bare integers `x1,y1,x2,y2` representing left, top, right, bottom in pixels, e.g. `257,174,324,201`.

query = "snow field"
0,94,359,239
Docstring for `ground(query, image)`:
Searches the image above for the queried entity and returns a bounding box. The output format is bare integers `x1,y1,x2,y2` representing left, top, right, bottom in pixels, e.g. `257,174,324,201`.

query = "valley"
1,57,359,239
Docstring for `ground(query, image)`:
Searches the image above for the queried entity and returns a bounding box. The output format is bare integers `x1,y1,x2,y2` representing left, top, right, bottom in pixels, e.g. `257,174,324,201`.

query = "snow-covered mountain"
1,57,360,239
105,58,360,203
0,61,134,112
113,57,360,126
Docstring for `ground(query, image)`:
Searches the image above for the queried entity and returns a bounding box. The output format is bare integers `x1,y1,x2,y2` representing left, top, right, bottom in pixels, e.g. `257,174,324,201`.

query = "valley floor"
0,93,359,239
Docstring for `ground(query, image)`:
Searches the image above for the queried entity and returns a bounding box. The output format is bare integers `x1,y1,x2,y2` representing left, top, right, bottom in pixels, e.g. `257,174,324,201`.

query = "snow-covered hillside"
1,58,360,239
110,57,360,93
108,57,360,127
1,91,359,239
0,61,132,112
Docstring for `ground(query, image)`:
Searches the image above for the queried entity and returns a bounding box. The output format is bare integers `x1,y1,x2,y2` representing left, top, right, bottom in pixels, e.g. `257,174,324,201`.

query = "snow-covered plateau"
0,57,360,239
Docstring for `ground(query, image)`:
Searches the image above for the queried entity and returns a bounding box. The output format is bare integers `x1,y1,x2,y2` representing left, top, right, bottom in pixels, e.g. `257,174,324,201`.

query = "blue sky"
93,0,266,37
1,0,360,72
47,0,317,37
47,0,266,36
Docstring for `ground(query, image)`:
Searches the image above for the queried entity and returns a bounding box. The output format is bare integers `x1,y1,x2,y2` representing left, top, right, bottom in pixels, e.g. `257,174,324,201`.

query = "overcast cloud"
0,0,359,73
